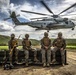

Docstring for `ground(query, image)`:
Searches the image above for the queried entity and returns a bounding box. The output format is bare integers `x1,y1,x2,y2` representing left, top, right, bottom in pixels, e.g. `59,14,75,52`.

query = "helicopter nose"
70,21,75,27
72,22,75,27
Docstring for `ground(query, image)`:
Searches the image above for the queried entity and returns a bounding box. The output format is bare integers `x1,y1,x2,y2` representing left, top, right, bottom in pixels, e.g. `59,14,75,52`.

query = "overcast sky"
0,0,76,40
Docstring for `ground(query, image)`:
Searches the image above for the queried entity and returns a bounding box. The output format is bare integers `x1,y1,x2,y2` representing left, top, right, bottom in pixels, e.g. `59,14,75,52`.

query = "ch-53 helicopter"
4,0,76,32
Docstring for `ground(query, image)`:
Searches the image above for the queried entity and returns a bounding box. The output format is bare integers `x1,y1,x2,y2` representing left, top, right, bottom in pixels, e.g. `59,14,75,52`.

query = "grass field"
0,45,76,50
0,46,22,50
67,46,76,49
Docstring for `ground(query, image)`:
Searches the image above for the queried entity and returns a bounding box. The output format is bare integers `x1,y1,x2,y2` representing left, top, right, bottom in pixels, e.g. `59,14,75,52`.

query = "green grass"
0,35,10,46
0,45,76,50
0,46,22,50
67,46,76,49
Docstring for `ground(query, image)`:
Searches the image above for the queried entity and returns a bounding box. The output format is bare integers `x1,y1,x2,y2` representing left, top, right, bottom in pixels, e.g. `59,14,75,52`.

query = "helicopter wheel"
72,28,74,30
47,30,49,32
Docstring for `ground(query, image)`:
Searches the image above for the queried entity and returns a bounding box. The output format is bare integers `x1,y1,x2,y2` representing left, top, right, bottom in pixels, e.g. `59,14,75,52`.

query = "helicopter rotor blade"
61,13,76,16
16,14,20,17
21,10,51,16
59,3,76,15
4,18,11,21
40,1,59,23
30,17,48,20
31,13,76,20
40,0,54,15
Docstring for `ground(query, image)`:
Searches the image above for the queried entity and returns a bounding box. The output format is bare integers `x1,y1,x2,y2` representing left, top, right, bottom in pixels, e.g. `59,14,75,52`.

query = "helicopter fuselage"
4,0,76,32
27,18,75,31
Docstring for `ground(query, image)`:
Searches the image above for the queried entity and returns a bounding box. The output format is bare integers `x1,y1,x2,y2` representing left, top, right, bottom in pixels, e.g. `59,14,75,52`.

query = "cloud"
0,21,14,31
0,0,76,39
0,0,10,8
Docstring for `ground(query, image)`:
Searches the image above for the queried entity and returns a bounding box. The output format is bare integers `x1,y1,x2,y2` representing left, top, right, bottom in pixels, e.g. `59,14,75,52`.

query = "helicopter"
4,0,76,32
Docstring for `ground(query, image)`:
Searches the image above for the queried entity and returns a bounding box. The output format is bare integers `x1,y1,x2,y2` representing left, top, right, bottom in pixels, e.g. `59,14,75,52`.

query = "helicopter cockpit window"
42,19,46,21
65,21,68,24
64,18,68,24
44,23,46,25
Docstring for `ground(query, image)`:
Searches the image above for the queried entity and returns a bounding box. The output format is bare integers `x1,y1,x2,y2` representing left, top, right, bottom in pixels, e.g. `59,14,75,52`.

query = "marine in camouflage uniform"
41,32,51,67
22,34,32,66
8,34,18,66
52,32,66,66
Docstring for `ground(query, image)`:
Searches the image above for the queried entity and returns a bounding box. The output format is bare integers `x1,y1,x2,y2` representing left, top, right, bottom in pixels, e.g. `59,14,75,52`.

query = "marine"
52,32,66,66
8,34,18,66
41,32,51,67
22,34,32,66
22,34,38,66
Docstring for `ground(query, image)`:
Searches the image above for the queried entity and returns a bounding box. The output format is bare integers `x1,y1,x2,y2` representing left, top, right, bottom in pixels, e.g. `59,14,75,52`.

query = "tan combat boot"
47,63,50,67
62,63,65,66
43,63,46,67
52,59,56,64
26,63,28,67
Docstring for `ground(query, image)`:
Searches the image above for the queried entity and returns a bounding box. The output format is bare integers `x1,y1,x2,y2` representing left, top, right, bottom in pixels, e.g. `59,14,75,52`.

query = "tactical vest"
11,39,17,47
24,39,31,47
55,38,64,47
42,37,50,46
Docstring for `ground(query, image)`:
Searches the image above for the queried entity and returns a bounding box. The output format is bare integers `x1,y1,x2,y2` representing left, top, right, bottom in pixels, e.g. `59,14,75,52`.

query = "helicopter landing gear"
72,28,74,30
47,30,49,32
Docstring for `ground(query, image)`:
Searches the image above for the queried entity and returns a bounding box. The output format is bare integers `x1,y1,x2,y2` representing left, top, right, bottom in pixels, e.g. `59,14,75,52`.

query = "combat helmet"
58,32,62,36
25,34,29,38
11,34,15,38
44,32,48,37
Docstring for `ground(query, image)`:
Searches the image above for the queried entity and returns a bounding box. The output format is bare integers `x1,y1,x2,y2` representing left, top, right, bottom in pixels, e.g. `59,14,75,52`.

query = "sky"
0,0,76,40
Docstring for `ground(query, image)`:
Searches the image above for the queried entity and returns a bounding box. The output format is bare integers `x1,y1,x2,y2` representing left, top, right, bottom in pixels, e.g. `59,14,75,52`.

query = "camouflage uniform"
22,34,31,64
8,34,18,65
41,32,51,66
52,32,66,65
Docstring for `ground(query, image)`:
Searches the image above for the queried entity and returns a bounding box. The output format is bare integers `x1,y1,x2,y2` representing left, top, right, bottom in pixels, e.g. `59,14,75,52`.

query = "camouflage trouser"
41,49,51,64
24,50,29,63
33,51,38,61
24,50,38,63
9,49,18,64
52,47,65,64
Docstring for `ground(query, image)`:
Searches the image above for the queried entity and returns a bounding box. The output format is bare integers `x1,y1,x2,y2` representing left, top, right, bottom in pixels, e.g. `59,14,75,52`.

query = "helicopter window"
41,25,43,27
69,21,74,25
63,18,68,24
44,23,46,25
42,19,46,21
65,21,68,24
